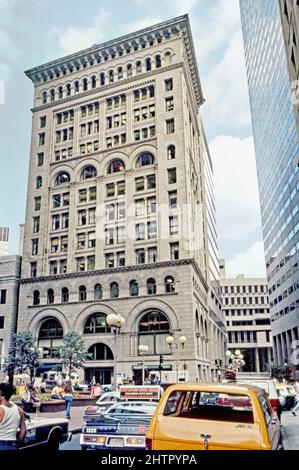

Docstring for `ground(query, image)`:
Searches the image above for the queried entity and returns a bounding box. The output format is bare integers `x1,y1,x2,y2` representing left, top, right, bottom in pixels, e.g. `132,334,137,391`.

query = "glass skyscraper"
239,0,299,370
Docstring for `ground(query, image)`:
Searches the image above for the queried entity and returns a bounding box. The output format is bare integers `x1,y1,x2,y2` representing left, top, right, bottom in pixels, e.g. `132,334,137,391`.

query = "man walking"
0,382,27,450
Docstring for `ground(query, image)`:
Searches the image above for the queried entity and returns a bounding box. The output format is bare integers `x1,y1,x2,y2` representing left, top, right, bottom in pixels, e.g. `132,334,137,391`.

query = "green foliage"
59,332,92,375
4,331,40,382
271,364,293,382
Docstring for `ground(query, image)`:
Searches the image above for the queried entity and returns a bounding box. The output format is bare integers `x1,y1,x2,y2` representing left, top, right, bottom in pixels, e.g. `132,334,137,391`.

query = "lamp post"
166,335,188,383
106,314,125,391
226,349,246,374
138,344,149,385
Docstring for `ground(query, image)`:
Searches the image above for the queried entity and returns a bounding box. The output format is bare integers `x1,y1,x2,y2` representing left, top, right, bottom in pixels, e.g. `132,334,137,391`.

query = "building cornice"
19,258,209,291
25,15,204,107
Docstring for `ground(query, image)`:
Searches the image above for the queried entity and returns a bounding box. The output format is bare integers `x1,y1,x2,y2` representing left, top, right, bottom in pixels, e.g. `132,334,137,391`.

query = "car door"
258,393,281,450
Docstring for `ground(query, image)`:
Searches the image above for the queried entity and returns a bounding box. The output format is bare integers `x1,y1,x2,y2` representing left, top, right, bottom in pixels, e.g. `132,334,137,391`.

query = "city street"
61,433,80,450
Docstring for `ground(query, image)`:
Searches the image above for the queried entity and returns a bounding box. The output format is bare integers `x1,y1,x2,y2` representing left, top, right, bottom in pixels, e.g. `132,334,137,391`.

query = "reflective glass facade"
240,0,299,366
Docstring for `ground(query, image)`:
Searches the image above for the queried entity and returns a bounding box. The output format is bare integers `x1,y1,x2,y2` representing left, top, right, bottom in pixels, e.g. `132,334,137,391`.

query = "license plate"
108,437,124,447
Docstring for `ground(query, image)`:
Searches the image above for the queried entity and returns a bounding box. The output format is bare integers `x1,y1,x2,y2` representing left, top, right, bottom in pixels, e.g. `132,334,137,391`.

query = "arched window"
136,152,155,167
79,285,87,301
91,76,97,88
94,284,103,300
118,67,123,79
61,287,69,303
33,290,40,306
38,318,63,359
80,165,97,180
127,64,133,77
66,84,71,96
110,282,119,299
47,288,55,305
84,313,111,334
88,343,114,360
74,81,80,93
50,89,55,102
100,73,105,86
145,58,152,71
58,87,63,99
167,145,175,160
107,159,125,174
54,172,70,186
138,310,170,355
165,276,175,293
155,55,161,68
109,70,114,83
42,91,47,104
36,176,42,189
147,278,156,295
83,78,88,91
129,280,139,297
136,61,142,73
165,51,172,65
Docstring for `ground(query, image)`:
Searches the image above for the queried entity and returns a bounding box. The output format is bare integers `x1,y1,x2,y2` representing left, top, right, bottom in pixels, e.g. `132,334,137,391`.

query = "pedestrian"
0,382,27,450
21,386,31,412
30,386,41,415
40,379,47,394
51,382,63,400
291,389,299,416
63,381,74,419
90,376,96,397
93,383,102,398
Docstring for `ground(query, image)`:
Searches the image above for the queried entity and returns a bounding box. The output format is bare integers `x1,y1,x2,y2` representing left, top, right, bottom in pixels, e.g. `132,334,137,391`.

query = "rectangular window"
134,109,140,122
168,168,177,184
106,183,115,198
165,78,173,91
149,105,155,119
61,236,68,252
52,214,60,231
165,97,174,112
88,232,96,248
60,259,67,274
63,193,70,206
117,181,125,195
33,216,40,234
78,210,87,226
147,174,156,189
87,256,95,271
136,249,145,264
30,262,37,278
34,196,41,211
77,257,85,272
106,228,115,245
40,116,46,128
77,233,86,250
117,252,125,267
105,253,114,268
136,223,145,240
51,237,59,253
136,177,145,192
37,153,44,167
148,221,157,239
32,239,39,256
79,189,87,203
147,197,156,214
169,216,178,235
170,242,179,260
0,290,6,304
89,187,97,201
169,191,177,208
0,317,4,329
166,119,175,134
39,133,45,145
148,247,157,263
89,208,96,225
62,213,69,229
117,202,125,219
117,226,126,244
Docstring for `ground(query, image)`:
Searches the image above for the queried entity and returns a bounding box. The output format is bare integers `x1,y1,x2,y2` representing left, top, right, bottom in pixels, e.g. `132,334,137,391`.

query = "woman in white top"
0,382,27,450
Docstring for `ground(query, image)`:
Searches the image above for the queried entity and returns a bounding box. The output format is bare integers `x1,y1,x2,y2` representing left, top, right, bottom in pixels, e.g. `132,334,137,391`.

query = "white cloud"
52,7,111,55
209,134,261,242
202,30,251,129
225,241,267,278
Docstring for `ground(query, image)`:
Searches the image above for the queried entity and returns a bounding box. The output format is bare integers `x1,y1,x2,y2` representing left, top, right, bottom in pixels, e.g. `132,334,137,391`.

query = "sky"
0,0,266,277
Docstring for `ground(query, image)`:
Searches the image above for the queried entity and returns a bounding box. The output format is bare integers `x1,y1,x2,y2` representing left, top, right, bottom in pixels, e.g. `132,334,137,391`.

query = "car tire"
47,431,61,451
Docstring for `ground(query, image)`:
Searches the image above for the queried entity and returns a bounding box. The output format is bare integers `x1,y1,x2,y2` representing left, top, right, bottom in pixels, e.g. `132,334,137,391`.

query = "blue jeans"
64,396,73,418
0,441,17,451
292,400,299,413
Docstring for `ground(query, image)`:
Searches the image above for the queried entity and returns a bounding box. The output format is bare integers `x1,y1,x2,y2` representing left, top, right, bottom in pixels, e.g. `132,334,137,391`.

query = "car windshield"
248,382,269,394
164,391,254,424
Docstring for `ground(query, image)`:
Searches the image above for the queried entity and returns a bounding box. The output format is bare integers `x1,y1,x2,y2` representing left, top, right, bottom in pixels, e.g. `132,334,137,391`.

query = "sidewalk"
36,406,85,434
281,411,299,450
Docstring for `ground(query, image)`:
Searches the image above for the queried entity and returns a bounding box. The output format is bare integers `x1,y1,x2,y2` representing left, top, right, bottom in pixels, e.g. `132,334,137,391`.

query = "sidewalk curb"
281,425,290,450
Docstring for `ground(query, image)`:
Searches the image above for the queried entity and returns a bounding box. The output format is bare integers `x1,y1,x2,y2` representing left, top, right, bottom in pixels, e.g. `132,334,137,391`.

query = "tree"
4,331,40,384
271,364,293,382
59,332,92,376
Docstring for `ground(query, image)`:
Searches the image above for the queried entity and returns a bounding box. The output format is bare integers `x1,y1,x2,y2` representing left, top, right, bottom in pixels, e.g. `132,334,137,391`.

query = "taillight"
270,398,280,410
145,438,152,450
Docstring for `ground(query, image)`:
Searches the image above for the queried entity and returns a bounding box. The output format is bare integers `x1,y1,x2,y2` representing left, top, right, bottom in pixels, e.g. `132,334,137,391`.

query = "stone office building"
220,260,273,373
0,255,22,380
18,15,226,384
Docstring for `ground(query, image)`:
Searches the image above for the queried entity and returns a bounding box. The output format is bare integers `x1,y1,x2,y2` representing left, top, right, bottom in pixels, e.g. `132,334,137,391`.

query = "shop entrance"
85,368,113,385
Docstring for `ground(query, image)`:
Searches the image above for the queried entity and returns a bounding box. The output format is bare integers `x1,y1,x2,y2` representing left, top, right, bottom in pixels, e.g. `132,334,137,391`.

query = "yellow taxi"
146,383,282,450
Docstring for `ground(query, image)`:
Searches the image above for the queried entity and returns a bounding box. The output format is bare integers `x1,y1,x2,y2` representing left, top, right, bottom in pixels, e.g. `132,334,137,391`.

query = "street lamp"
166,335,188,383
138,344,149,385
226,349,246,373
107,314,125,391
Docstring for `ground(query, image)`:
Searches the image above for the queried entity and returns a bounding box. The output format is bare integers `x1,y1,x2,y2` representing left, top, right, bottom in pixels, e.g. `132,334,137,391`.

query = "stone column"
255,348,260,373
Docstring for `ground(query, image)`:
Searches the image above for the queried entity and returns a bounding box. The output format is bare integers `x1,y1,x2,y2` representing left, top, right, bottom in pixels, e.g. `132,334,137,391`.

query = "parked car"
146,383,282,450
19,415,71,450
276,384,297,410
84,392,121,421
230,375,281,413
81,402,157,450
